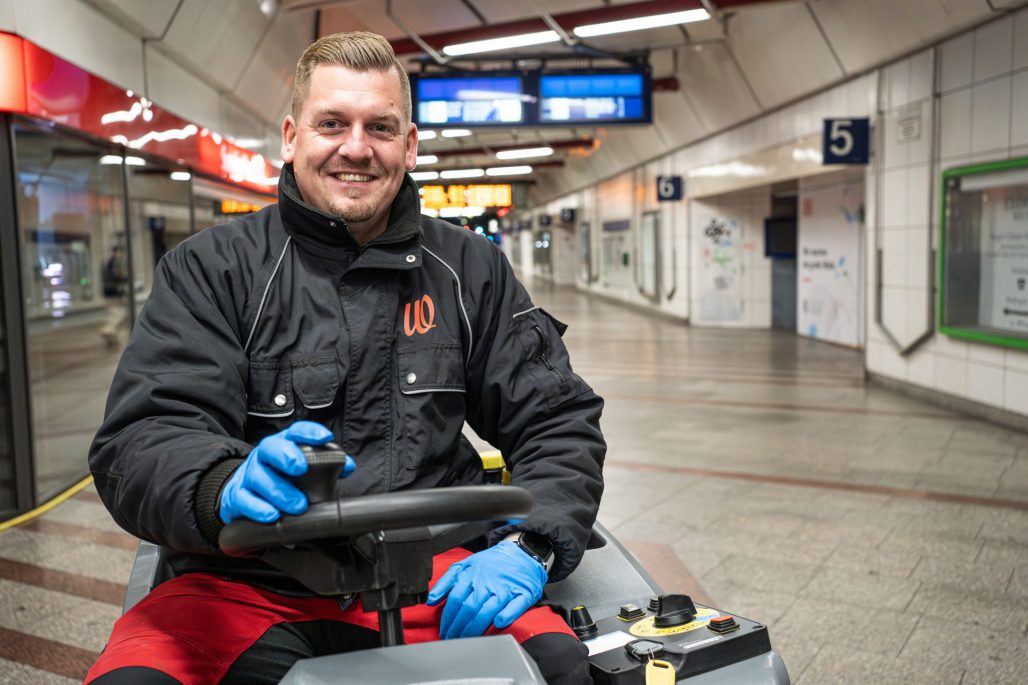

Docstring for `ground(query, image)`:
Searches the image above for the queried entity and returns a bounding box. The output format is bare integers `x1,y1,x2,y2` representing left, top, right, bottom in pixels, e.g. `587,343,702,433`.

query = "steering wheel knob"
295,443,350,505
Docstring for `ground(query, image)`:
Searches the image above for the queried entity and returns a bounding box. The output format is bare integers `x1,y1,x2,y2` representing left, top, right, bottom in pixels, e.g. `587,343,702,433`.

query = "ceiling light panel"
486,165,533,176
495,146,554,160
443,30,560,56
440,168,485,179
573,9,709,38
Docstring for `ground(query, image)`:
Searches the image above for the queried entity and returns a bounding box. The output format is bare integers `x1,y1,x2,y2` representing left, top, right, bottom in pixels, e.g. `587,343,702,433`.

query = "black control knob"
568,605,598,639
292,443,350,505
654,594,697,628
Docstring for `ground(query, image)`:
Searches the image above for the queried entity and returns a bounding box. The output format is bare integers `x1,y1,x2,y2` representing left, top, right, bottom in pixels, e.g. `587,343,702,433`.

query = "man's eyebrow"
313,109,400,124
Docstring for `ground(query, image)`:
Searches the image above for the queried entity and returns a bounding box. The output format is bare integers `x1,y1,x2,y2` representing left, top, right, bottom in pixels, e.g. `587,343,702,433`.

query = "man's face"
282,64,417,237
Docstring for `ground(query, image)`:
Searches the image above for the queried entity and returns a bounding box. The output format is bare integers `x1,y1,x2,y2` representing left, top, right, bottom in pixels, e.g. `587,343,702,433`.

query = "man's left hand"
427,541,548,639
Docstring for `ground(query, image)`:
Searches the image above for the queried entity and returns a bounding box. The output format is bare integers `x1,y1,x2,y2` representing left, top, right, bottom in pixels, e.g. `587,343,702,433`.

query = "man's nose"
335,127,373,162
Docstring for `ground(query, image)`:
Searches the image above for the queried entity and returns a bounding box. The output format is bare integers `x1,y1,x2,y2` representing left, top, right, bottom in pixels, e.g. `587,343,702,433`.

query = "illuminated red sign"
0,34,26,112
0,33,276,195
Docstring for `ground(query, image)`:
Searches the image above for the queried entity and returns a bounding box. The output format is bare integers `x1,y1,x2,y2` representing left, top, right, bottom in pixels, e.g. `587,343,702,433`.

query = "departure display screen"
538,73,649,124
415,76,525,126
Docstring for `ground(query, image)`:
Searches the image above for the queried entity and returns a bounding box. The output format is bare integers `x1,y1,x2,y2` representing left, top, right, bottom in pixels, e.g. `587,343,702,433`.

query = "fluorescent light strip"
440,168,485,179
496,146,553,160
416,154,439,165
419,130,438,140
486,165,532,176
410,171,440,181
100,155,147,166
573,9,709,37
170,171,191,181
443,30,559,56
441,129,473,138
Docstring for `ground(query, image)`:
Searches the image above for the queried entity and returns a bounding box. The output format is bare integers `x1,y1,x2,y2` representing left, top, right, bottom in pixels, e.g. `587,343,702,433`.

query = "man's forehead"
309,64,401,94
304,65,404,114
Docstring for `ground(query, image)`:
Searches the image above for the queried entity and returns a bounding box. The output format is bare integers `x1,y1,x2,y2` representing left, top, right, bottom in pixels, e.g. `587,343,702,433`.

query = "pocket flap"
398,343,466,394
291,357,340,409
247,361,294,417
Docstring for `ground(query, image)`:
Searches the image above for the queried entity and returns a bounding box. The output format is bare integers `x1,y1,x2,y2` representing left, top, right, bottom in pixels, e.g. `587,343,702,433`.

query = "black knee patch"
521,633,593,685
89,667,183,684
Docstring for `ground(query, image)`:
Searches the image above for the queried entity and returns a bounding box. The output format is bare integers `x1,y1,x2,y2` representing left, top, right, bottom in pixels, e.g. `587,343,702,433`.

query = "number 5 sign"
823,118,870,165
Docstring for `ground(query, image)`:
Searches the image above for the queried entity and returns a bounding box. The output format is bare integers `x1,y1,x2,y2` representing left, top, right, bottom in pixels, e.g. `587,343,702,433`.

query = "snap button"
405,372,417,385
329,221,337,228
405,254,416,263
274,394,287,407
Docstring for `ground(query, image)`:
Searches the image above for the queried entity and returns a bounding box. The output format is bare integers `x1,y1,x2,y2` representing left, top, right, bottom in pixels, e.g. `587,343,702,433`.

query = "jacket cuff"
194,458,245,546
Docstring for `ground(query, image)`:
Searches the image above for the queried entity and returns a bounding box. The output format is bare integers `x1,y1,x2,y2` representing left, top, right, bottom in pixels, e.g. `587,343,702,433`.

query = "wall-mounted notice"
798,178,865,347
941,160,1028,348
978,188,1028,334
697,215,743,321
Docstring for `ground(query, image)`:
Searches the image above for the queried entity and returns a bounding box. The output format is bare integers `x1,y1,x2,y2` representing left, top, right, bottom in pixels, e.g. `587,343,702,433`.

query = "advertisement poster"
978,187,1028,335
798,178,864,347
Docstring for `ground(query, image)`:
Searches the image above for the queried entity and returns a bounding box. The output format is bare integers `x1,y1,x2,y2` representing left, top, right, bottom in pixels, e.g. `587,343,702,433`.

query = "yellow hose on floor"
0,474,95,532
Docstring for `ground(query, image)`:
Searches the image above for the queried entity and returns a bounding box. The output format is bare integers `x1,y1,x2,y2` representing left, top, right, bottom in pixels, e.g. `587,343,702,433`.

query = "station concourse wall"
526,7,1028,421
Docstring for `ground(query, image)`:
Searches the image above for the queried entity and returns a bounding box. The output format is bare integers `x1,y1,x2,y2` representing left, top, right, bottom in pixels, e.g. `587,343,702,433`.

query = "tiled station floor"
2,280,1027,683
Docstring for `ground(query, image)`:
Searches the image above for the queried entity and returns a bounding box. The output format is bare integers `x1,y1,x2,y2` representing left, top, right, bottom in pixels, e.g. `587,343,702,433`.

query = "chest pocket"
396,343,466,474
245,356,341,441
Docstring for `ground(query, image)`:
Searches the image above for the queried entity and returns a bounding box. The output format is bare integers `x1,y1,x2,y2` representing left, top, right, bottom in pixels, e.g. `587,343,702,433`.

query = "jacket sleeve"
464,243,605,581
88,242,253,554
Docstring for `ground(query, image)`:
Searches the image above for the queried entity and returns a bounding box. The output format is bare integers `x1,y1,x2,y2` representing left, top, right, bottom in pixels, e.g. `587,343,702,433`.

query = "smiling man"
86,32,605,685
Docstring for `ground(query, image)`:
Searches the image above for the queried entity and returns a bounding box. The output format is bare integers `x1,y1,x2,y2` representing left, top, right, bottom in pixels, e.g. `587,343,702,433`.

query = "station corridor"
1,282,1026,684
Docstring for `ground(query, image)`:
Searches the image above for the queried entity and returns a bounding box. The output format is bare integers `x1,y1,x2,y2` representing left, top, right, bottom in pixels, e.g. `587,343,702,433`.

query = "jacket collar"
277,163,423,267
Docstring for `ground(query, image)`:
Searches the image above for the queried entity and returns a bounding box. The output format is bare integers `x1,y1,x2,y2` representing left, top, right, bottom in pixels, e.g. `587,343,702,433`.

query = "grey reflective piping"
247,409,295,418
513,305,539,319
422,246,473,365
302,401,334,409
244,236,292,354
400,387,467,395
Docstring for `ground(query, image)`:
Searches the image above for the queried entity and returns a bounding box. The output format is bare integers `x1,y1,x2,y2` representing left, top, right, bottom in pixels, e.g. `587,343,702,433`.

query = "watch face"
520,532,553,560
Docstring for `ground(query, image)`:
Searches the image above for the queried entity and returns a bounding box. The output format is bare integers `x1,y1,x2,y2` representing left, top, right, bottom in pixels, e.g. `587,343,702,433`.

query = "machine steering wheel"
215,443,534,647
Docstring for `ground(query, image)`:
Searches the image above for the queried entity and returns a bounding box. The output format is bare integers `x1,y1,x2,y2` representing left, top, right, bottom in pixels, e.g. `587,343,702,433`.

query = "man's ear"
281,115,297,163
405,123,419,171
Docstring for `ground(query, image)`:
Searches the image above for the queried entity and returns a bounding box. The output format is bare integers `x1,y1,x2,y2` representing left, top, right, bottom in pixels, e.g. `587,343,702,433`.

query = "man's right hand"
219,421,354,524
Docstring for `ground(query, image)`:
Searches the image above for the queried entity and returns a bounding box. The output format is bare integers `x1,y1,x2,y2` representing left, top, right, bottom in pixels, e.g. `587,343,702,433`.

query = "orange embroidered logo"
404,294,437,336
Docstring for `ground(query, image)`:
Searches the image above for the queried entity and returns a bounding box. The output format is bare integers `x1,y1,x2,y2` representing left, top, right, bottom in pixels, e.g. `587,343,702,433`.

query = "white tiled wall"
868,10,1028,418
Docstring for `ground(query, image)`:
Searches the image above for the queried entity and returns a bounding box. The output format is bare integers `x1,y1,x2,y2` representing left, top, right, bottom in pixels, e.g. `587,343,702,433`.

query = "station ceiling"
84,0,1026,202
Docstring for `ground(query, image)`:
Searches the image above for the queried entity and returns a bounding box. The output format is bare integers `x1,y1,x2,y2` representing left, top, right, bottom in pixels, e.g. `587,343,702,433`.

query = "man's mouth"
333,172,375,182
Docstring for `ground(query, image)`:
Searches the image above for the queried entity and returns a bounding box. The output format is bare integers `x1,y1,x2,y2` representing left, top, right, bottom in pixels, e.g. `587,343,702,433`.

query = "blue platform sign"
656,175,683,201
823,118,870,165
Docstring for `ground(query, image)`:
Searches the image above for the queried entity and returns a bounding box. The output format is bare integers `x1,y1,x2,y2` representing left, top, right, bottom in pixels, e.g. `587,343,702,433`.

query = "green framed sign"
938,156,1028,350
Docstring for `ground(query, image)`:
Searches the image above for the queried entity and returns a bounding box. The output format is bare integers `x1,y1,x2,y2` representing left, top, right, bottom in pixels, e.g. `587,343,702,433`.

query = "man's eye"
372,124,392,134
320,120,340,130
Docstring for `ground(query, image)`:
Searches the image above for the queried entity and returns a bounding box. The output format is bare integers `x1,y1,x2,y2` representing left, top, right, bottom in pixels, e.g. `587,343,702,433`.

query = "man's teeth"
336,173,373,182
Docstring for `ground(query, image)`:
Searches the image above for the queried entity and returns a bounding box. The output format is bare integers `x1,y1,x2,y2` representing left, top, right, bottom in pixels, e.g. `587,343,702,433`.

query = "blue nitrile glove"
219,421,355,524
427,540,548,639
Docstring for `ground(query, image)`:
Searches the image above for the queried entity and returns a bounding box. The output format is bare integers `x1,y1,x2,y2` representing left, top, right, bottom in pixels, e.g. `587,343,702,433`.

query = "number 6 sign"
656,176,683,201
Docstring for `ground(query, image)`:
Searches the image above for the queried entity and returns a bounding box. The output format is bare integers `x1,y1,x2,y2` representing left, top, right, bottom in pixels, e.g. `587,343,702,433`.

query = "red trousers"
85,548,575,684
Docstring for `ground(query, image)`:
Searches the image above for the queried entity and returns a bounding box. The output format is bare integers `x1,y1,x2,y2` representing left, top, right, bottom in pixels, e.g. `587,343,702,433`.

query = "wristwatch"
505,531,555,572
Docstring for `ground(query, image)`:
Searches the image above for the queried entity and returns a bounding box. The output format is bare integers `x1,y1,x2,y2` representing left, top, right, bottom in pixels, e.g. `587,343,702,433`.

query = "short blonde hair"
291,31,411,123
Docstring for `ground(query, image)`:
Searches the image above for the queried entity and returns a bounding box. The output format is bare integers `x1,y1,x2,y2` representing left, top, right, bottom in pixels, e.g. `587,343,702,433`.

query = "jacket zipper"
531,325,569,394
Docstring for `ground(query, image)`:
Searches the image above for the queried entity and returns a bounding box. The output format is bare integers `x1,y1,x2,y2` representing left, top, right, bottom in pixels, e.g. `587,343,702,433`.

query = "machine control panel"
579,594,772,684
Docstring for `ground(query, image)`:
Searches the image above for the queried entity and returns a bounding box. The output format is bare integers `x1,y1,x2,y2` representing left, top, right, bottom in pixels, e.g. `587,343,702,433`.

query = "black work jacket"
89,165,605,583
